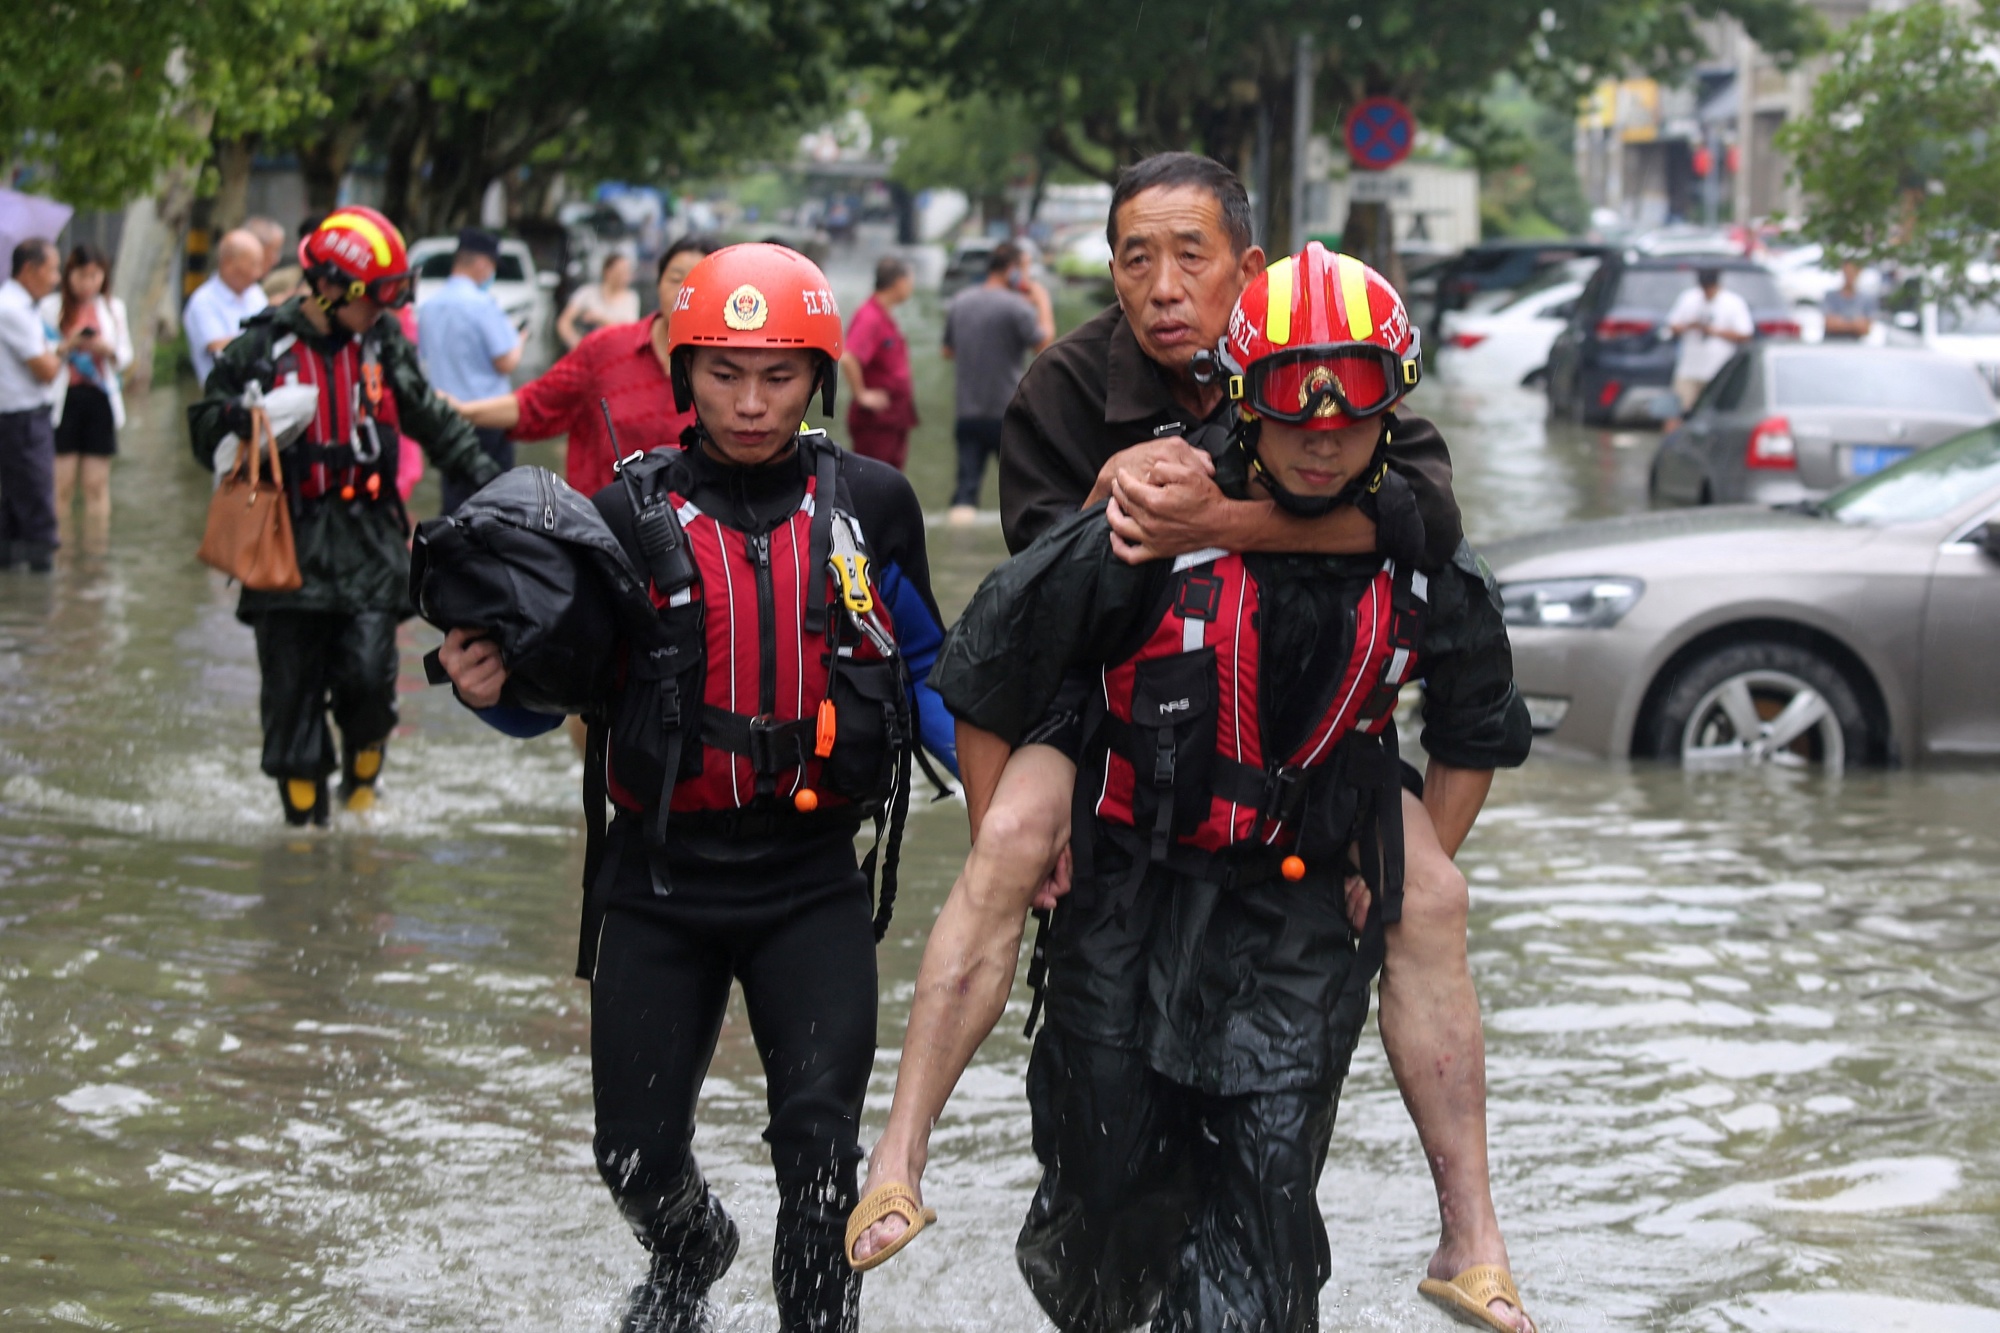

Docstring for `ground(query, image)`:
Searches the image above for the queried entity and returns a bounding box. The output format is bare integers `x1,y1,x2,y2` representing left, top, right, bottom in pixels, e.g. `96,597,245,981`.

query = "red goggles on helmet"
362,273,413,309
1230,337,1422,425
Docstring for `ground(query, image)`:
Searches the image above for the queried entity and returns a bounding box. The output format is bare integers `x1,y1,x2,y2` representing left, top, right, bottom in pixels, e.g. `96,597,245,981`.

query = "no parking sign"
1345,96,1415,171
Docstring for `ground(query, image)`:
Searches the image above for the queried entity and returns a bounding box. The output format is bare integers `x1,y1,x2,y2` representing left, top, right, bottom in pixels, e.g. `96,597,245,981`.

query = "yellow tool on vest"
827,511,874,615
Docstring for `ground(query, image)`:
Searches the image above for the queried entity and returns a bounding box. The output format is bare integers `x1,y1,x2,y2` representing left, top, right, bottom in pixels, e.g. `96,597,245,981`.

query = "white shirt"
0,278,56,413
1667,285,1755,384
182,273,269,386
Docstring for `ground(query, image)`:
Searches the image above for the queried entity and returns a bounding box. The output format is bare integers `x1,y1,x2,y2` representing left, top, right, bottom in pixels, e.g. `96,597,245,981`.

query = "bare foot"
1428,1240,1534,1333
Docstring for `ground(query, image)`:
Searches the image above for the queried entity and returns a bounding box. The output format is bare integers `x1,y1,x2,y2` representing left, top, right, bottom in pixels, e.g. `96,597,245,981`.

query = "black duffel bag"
409,466,657,716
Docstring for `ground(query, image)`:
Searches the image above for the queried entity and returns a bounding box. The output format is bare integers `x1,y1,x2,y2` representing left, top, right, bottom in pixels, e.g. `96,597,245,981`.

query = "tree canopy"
1781,0,2000,299
882,0,1823,250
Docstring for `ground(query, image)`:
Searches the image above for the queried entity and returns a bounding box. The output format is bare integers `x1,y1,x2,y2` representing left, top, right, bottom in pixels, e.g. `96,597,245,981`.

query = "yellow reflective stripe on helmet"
321,211,393,267
1265,257,1295,346
1337,253,1373,341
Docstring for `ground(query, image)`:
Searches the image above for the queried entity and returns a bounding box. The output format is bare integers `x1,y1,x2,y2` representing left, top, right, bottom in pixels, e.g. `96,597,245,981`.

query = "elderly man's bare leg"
1388,788,1533,1333
849,743,1074,1265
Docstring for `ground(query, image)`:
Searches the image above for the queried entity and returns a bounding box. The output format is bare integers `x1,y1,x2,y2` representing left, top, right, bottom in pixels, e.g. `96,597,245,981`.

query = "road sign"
1345,96,1415,172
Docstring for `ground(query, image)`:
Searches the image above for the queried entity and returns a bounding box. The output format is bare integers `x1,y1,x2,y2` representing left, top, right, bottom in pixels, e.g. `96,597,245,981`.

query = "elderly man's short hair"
10,238,54,278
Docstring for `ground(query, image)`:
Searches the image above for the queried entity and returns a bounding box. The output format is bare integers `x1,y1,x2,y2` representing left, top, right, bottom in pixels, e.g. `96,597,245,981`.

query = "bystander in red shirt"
512,313,693,496
843,293,917,469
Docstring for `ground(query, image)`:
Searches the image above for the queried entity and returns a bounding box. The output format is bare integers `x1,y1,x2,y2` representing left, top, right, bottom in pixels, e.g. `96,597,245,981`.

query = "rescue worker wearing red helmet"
188,206,503,825
857,243,1533,1332
435,242,957,1333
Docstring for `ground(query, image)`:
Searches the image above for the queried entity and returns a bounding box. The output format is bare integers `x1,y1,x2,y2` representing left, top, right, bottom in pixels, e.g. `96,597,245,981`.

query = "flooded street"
4,283,2000,1332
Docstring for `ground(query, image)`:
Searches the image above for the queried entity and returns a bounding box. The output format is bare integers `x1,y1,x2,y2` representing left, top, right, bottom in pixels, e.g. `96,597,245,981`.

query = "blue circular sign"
1345,96,1415,171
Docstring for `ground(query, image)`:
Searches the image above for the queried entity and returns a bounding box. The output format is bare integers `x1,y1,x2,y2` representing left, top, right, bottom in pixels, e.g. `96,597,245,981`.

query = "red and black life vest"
1088,547,1427,919
600,433,913,845
267,326,400,506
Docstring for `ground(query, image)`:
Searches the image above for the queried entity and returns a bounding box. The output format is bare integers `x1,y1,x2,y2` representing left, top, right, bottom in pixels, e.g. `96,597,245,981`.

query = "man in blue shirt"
417,228,522,511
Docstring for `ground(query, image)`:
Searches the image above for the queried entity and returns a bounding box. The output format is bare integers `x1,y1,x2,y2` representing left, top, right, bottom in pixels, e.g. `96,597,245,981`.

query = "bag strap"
802,438,837,635
576,716,612,979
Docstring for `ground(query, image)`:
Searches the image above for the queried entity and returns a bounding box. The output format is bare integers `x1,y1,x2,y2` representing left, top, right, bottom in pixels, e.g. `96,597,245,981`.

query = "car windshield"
1615,267,1783,313
1774,351,1994,415
1822,423,2000,525
1937,300,2000,335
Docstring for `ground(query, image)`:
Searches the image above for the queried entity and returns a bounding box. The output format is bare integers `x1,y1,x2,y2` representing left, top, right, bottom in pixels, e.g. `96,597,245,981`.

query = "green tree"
1781,0,2000,299
335,0,867,232
884,0,1822,256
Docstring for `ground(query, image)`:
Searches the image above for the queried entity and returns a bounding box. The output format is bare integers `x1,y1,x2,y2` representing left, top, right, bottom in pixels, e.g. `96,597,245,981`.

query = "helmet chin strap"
1244,418,1392,519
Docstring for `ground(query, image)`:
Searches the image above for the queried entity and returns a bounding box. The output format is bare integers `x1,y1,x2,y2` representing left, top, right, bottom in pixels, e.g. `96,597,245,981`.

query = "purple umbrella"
0,188,76,260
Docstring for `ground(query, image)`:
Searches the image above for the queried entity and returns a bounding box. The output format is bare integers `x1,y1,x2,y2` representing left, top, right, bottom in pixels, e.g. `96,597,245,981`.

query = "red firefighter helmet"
1218,242,1421,431
299,206,414,309
667,243,844,415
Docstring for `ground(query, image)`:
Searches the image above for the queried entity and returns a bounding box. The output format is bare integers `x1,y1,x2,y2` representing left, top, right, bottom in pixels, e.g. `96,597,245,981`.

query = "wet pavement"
3,278,1999,1330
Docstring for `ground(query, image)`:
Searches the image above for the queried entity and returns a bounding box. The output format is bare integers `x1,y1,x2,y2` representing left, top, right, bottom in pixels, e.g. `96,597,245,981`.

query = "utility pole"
1289,33,1314,253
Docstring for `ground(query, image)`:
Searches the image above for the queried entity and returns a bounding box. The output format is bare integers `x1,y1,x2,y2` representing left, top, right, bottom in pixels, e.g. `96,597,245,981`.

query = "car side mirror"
1977,521,2000,564
537,271,560,290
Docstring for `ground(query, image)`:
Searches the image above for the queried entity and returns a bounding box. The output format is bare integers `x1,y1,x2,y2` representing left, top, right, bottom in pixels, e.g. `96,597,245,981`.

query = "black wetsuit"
482,439,953,1333
930,499,1531,1333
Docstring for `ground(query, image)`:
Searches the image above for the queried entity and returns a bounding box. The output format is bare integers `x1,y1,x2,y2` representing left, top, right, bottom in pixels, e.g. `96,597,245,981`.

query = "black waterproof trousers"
249,609,399,780
1017,1023,1342,1333
589,816,877,1333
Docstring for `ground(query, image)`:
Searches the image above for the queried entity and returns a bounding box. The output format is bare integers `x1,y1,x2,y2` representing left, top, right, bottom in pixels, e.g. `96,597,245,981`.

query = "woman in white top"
555,251,640,350
38,244,133,537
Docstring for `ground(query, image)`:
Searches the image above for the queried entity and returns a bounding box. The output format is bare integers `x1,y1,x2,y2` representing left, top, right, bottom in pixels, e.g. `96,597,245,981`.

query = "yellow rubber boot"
281,778,327,827
343,743,385,812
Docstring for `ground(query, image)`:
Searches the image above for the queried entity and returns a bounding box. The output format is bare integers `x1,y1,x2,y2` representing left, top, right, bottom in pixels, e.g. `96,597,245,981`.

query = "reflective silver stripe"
1171,547,1228,573
1411,570,1429,602
837,645,856,658
676,500,702,525
800,493,816,516
1182,617,1204,652
667,588,694,608
1386,647,1410,682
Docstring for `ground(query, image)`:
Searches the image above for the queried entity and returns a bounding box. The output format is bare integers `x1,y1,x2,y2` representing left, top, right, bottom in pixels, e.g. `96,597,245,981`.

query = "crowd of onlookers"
0,211,1063,576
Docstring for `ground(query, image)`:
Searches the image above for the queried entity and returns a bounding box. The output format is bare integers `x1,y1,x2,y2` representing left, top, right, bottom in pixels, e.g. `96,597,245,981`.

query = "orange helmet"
299,206,414,309
1218,242,1420,431
667,243,844,415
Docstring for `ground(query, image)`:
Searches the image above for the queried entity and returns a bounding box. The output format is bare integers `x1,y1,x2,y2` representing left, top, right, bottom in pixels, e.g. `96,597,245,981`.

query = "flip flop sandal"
844,1181,936,1273
1418,1264,1536,1333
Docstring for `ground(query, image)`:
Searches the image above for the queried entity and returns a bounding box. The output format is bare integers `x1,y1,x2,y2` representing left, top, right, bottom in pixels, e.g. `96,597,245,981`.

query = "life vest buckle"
745,714,804,776
1261,764,1310,824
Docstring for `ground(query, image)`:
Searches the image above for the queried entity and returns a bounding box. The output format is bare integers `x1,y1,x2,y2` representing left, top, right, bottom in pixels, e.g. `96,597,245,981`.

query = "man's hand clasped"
1096,436,1227,564
440,627,509,708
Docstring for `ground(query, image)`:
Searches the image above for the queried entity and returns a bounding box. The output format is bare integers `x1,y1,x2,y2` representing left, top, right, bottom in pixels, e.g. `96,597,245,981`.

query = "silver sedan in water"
1649,343,1996,507
1488,422,2000,769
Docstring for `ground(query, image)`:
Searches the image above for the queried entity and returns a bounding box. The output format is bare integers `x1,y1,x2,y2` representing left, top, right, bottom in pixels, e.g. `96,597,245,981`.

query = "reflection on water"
3,318,1998,1330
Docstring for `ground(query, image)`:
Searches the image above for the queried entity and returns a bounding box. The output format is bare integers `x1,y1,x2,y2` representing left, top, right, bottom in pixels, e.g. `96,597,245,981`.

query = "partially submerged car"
1489,423,2000,769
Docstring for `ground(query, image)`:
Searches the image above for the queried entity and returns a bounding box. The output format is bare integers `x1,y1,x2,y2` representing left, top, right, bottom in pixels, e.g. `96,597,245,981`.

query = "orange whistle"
814,697,837,758
366,472,382,499
1281,855,1307,882
362,361,384,407
794,788,820,813
340,482,356,501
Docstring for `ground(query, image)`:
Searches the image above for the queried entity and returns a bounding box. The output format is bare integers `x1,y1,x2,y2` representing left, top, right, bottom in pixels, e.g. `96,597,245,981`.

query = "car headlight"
1499,577,1644,629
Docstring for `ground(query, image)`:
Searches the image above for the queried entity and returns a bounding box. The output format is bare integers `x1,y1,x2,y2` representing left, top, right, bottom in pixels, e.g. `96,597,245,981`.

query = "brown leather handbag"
197,408,303,591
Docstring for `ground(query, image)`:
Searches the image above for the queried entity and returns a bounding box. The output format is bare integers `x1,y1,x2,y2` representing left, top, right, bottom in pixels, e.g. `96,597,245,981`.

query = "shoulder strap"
802,434,838,635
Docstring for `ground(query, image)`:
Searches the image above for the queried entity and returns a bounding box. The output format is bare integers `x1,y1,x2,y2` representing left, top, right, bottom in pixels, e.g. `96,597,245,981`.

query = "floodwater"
4,273,2000,1332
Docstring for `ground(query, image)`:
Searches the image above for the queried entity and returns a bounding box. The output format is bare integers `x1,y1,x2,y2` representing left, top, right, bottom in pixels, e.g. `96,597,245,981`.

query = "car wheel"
1647,641,1871,772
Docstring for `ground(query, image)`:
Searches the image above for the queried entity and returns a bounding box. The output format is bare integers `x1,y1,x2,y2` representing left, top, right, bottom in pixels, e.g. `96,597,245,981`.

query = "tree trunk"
298,124,363,219
117,102,215,395
1341,199,1407,290
211,136,257,232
